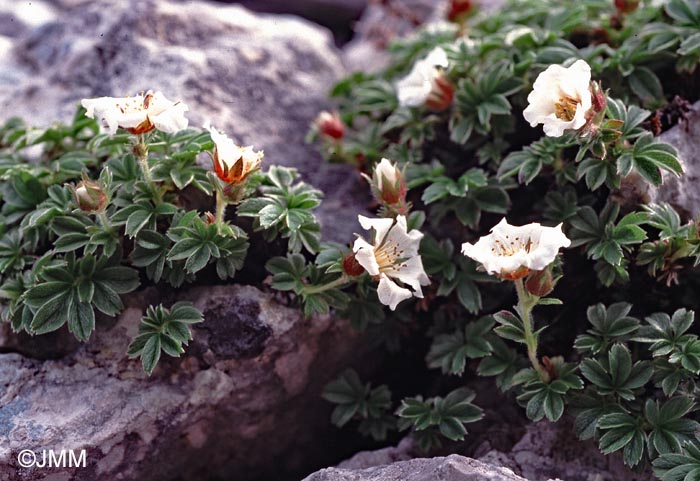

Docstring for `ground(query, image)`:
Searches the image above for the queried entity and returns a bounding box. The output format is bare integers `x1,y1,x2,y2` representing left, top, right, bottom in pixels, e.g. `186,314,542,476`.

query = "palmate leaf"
574,302,640,355
426,316,495,375
580,343,653,400
127,301,203,375
238,166,322,254
23,253,140,341
397,388,483,444
654,438,700,481
617,133,682,186
322,369,394,441
597,411,647,467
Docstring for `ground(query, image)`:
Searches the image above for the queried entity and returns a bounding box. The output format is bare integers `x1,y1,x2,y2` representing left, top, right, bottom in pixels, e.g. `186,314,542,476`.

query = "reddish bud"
614,0,639,13
447,0,473,22
74,180,106,212
342,252,365,277
425,74,455,112
591,81,607,113
525,268,554,297
315,111,345,140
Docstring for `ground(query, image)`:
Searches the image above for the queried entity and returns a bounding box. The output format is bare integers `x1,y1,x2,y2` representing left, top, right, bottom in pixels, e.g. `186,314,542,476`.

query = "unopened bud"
614,0,639,13
425,73,455,112
371,158,407,207
74,180,106,212
525,267,554,297
591,81,607,114
315,111,345,140
342,252,365,277
447,0,473,22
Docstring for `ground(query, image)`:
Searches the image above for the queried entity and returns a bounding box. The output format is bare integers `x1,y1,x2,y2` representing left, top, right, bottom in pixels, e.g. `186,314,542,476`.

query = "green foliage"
322,369,395,441
127,302,203,375
397,388,484,450
0,106,324,374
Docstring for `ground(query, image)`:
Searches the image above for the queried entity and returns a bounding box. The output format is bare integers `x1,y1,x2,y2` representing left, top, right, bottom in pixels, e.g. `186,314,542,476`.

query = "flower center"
374,240,405,270
491,235,535,257
554,96,579,121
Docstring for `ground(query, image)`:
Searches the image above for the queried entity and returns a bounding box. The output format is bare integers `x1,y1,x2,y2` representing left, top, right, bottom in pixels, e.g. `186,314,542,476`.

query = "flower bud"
425,73,455,112
206,123,263,185
315,111,344,140
342,251,365,277
614,0,639,13
447,0,473,22
74,180,106,212
525,268,554,297
370,158,407,208
590,81,607,114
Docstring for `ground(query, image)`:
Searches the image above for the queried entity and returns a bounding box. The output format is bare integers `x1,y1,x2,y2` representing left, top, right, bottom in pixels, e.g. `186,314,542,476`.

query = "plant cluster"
0,92,325,374
309,0,700,476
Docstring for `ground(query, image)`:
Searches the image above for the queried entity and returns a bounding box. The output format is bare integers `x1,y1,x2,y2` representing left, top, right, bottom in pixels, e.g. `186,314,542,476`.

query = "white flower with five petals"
461,218,571,280
81,90,188,135
396,47,450,108
353,215,430,310
523,59,593,137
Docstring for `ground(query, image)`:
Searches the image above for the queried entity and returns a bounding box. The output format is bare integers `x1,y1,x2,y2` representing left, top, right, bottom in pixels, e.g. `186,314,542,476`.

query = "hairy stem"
98,210,112,230
515,278,550,383
302,275,349,295
215,190,227,234
136,135,162,204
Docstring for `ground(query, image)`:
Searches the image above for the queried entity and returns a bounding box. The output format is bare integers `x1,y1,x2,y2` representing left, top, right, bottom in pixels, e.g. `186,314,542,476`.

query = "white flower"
81,91,188,135
523,59,593,137
396,47,450,108
204,122,263,184
375,158,399,188
353,215,430,310
461,218,571,280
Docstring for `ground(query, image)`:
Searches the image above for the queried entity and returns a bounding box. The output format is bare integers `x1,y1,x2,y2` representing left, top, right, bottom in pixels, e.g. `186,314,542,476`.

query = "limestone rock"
303,454,529,481
0,0,368,243
0,285,366,480
647,102,700,219
477,420,654,481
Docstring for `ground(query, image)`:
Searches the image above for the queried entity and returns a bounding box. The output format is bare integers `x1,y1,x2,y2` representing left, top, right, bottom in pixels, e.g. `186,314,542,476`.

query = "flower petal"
358,215,395,245
353,237,380,276
377,274,413,310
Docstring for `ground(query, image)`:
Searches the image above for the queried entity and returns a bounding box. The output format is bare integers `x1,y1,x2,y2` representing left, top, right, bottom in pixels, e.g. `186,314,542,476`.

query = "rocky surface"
648,102,700,219
0,285,367,480
0,0,368,243
303,454,530,481
477,420,653,481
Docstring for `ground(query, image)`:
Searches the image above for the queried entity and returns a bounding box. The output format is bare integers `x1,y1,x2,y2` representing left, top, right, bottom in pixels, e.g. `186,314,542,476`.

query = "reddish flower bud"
74,180,106,212
614,0,639,13
315,111,345,140
590,81,607,113
447,0,473,22
525,268,554,297
425,74,455,112
370,158,408,210
342,252,365,277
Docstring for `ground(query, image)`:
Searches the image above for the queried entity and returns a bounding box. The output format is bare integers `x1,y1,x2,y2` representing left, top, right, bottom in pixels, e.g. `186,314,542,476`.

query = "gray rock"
0,0,367,243
478,420,654,481
0,285,368,480
648,102,700,219
303,454,529,481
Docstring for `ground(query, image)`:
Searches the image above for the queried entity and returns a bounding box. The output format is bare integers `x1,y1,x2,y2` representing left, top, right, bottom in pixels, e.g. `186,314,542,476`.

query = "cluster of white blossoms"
461,219,571,281
353,215,430,310
81,91,189,135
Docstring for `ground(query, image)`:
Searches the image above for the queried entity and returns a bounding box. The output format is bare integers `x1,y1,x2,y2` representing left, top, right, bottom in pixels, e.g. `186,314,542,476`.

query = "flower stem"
136,135,162,204
215,189,227,234
515,278,550,383
98,210,112,231
302,275,349,295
